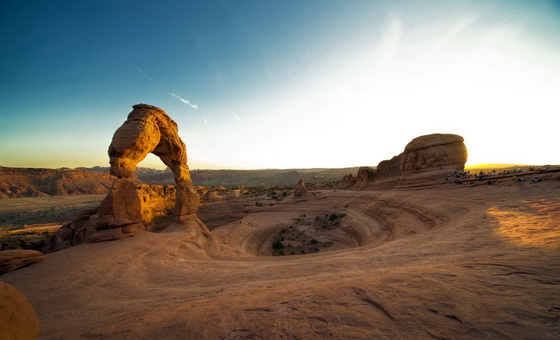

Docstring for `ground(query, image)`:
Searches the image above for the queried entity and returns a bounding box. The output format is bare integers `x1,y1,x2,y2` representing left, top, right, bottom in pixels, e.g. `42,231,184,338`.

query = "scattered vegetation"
271,212,346,256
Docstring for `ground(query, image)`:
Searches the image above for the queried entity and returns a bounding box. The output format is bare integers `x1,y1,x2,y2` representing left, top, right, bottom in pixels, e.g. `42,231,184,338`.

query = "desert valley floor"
2,180,560,339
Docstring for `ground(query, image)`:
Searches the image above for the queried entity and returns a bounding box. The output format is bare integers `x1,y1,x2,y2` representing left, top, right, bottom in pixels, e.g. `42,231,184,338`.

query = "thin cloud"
203,118,208,124
170,93,198,109
125,61,159,87
234,115,240,120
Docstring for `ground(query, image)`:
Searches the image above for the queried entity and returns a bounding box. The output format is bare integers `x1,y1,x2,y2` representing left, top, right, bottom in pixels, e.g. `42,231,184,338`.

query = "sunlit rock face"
376,133,467,179
400,133,468,175
343,133,467,189
49,104,208,251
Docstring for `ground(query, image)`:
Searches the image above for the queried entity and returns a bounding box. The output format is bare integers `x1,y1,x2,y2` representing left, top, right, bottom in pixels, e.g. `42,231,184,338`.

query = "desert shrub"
272,239,283,250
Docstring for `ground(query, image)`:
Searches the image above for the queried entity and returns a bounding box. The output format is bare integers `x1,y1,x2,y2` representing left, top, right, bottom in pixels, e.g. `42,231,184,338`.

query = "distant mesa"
293,179,309,197
341,133,468,189
50,104,210,251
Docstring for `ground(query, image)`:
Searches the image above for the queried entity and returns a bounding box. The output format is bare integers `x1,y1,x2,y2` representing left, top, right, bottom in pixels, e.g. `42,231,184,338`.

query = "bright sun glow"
487,199,560,249
184,13,559,169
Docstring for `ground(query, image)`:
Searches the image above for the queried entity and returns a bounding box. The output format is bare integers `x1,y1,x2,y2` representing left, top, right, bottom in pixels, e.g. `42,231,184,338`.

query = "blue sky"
1,0,559,169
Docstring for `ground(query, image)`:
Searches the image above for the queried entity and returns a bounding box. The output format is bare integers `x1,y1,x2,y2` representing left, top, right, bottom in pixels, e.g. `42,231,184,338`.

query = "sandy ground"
2,180,560,339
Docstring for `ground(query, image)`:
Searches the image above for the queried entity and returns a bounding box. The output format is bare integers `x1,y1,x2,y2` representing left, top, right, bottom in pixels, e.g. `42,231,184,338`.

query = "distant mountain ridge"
0,167,114,198
83,166,362,187
0,166,363,198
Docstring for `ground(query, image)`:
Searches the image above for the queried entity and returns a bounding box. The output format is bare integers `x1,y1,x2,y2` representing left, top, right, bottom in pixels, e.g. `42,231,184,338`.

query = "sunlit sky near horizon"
1,0,559,170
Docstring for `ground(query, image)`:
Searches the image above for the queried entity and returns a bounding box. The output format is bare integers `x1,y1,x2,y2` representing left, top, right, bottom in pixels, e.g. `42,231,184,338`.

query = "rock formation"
0,282,41,339
354,167,377,189
293,179,309,197
343,133,467,189
380,133,467,177
0,249,44,274
49,104,211,251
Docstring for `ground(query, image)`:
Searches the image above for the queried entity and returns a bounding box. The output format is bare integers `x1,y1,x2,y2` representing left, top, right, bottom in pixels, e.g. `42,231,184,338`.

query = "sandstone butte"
347,133,468,190
2,108,560,339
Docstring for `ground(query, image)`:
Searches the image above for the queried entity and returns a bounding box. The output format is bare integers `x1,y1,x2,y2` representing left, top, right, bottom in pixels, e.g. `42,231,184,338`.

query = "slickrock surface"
3,179,559,339
0,282,40,340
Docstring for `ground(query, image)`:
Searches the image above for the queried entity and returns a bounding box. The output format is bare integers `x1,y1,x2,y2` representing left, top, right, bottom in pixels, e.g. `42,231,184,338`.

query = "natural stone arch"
108,104,199,217
48,104,211,251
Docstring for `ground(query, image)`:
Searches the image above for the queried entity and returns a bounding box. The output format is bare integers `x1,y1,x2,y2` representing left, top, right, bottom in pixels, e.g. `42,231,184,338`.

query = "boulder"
0,282,40,339
0,249,44,274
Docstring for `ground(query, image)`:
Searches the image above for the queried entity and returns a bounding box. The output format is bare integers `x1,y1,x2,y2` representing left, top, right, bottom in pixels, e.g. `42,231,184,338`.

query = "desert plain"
2,171,560,339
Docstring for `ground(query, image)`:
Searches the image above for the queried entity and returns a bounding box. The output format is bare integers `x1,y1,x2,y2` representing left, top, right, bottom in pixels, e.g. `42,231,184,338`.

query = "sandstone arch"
49,104,210,251
108,104,199,217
